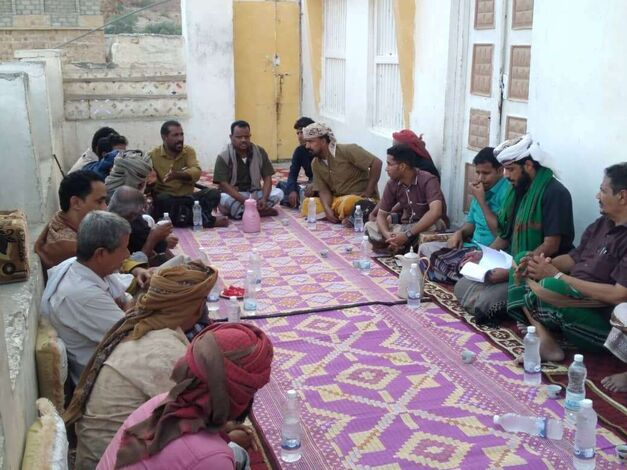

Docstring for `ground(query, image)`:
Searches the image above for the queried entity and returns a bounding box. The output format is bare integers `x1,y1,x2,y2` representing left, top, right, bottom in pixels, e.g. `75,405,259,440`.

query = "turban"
64,261,217,426
115,323,273,468
302,122,337,156
105,150,152,199
494,133,548,165
392,129,432,161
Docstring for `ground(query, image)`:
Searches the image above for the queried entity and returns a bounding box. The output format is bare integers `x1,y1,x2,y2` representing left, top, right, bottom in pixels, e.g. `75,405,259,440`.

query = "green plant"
143,21,182,35
104,14,139,34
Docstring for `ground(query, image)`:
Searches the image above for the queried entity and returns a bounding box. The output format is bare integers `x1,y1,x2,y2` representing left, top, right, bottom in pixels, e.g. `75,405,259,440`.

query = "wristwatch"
554,272,564,280
404,229,414,239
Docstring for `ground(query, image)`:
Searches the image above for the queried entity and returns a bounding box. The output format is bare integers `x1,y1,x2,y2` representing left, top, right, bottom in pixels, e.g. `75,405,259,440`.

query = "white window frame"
322,0,347,118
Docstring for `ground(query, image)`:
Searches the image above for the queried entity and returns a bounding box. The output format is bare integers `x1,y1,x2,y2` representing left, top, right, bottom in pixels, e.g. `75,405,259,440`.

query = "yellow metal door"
234,0,301,161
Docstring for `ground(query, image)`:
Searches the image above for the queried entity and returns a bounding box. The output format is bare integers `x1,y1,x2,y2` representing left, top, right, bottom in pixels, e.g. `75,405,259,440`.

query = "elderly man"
40,211,132,385
419,147,509,282
300,122,382,223
277,116,316,208
213,120,283,219
512,163,627,362
148,120,227,227
364,144,447,253
454,134,574,324
108,186,178,266
66,261,217,470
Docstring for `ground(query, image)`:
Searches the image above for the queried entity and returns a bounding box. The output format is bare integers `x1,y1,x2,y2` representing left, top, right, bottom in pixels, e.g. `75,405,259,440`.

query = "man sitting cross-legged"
148,120,228,227
214,120,284,219
364,144,447,253
40,211,133,385
66,261,217,470
419,146,509,282
300,122,382,223
454,134,575,324
511,163,627,362
277,116,315,208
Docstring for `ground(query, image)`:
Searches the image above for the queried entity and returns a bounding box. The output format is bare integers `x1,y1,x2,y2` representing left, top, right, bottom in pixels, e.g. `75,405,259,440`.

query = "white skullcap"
494,133,548,165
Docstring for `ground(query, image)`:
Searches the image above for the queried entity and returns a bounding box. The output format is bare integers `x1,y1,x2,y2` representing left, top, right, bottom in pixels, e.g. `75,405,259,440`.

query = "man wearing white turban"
454,134,575,324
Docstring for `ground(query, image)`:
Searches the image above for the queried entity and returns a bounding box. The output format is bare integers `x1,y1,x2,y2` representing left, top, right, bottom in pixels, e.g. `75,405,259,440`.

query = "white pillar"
182,0,235,169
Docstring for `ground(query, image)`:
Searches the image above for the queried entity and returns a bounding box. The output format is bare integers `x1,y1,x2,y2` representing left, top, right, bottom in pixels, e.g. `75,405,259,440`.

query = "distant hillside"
102,0,182,35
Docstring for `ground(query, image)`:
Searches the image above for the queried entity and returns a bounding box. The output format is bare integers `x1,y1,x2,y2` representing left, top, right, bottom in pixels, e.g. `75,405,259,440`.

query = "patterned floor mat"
248,304,624,469
374,255,627,439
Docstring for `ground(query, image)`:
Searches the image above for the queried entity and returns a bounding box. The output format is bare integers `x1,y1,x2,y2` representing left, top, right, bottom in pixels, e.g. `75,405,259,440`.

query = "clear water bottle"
192,200,202,231
159,212,171,225
358,236,371,274
493,413,563,440
227,296,240,323
249,249,262,292
280,389,302,463
573,399,597,469
523,326,542,385
243,269,257,312
299,185,305,205
565,354,587,424
406,263,421,309
207,283,220,314
353,205,364,232
307,197,317,230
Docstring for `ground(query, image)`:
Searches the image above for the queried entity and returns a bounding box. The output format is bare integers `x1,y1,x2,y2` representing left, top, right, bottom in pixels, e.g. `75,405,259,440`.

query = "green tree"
104,14,139,34
143,21,182,35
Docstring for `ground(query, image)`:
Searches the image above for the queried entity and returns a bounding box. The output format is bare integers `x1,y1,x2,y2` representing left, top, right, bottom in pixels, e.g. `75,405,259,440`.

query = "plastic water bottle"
565,354,587,424
227,296,240,323
249,249,262,292
192,200,202,231
358,236,371,274
406,263,421,309
573,399,597,469
307,197,316,230
243,269,257,312
493,413,563,440
523,326,542,385
353,205,364,232
207,283,220,313
159,212,171,225
280,389,302,462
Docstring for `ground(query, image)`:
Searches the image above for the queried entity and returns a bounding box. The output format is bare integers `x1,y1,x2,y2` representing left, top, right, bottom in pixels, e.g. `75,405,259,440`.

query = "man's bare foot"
259,207,278,217
213,216,229,227
601,371,627,392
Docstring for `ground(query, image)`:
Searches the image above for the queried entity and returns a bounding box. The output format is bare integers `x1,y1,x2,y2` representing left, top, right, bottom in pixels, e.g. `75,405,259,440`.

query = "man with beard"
511,163,627,363
454,134,574,324
148,121,227,227
300,122,382,223
214,120,283,219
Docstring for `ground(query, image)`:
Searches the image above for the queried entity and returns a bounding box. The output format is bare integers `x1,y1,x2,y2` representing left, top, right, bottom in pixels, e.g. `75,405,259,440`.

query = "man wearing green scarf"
454,135,574,324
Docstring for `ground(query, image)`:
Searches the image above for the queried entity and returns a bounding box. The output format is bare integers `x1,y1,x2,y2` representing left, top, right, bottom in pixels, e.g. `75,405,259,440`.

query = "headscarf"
114,323,273,468
105,150,152,199
392,129,432,161
302,122,337,156
64,260,217,425
494,133,548,165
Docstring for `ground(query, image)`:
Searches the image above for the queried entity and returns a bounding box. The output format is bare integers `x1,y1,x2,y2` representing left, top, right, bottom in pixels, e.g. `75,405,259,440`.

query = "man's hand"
468,181,485,202
447,231,463,249
324,209,340,224
304,184,315,197
150,221,172,241
485,267,509,284
257,198,268,210
130,266,152,289
166,234,178,249
386,233,408,251
225,423,256,451
288,191,299,208
527,253,559,280
513,254,531,282
460,250,482,268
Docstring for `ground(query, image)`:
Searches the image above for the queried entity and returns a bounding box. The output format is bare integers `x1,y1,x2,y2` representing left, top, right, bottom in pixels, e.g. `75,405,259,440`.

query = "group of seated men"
32,116,626,468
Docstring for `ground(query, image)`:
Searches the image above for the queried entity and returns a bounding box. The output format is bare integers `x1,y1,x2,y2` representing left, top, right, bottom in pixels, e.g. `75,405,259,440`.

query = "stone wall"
0,0,105,62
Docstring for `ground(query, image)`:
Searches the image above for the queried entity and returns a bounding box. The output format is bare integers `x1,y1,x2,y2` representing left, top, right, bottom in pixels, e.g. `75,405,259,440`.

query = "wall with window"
302,0,456,196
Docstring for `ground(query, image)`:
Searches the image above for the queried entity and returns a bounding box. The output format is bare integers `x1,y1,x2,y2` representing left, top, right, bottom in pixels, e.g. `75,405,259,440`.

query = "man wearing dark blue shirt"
278,116,315,208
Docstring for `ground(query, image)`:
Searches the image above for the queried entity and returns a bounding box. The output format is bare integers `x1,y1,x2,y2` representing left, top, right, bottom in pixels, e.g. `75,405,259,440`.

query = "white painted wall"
528,0,627,239
181,0,235,168
301,0,456,197
107,34,185,70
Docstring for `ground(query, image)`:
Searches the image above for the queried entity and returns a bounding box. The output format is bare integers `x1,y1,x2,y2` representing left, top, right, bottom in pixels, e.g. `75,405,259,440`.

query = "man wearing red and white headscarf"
97,323,274,470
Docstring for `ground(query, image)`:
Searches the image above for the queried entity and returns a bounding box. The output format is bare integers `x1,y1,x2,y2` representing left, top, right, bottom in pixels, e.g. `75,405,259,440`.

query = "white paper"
460,244,513,283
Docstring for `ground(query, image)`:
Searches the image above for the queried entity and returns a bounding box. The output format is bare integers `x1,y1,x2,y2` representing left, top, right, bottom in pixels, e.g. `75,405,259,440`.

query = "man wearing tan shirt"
148,120,227,227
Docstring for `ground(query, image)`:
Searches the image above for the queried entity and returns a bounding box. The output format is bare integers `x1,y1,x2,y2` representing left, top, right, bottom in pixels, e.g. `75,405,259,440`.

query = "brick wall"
0,0,105,62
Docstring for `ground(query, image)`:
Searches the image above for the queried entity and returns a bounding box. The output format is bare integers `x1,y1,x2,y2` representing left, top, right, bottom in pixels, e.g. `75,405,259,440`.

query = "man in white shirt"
41,211,132,385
